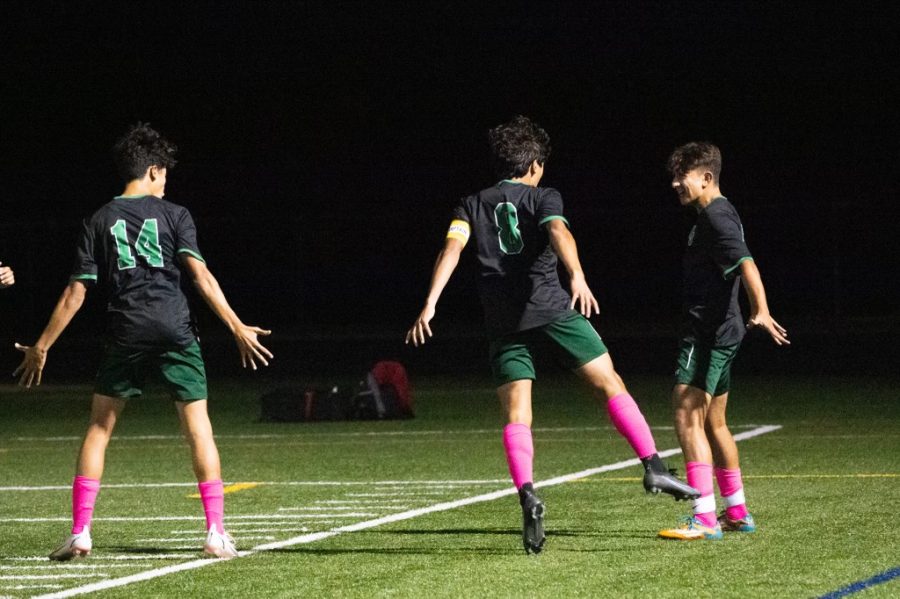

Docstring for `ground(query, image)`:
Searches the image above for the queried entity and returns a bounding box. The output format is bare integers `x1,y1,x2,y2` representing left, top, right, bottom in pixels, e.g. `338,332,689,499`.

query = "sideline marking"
7,424,767,443
32,424,781,598
0,479,508,492
817,566,900,598
594,473,900,482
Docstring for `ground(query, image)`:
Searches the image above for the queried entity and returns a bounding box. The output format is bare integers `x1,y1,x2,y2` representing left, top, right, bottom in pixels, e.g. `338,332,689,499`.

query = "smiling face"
672,168,713,207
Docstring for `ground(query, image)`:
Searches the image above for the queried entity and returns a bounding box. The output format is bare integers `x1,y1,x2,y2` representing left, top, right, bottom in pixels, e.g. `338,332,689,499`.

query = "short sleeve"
175,209,205,263
709,207,752,279
537,188,569,228
70,218,98,283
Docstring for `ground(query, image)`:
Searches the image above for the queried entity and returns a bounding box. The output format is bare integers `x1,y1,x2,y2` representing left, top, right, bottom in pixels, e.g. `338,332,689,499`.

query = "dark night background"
1,1,898,383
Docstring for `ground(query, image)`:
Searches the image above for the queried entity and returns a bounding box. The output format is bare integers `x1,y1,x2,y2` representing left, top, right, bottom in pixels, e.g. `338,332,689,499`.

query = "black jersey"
71,195,204,350
681,196,753,346
452,181,575,338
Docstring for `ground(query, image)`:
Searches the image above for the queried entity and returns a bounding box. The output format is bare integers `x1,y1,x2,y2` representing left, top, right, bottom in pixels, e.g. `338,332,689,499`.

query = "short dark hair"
488,115,551,179
112,123,178,182
667,142,722,183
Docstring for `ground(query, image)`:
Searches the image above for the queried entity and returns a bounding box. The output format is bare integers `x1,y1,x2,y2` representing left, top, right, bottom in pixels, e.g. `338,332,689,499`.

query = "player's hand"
405,304,435,347
747,313,790,346
233,325,273,370
0,263,14,288
13,343,46,387
569,273,600,318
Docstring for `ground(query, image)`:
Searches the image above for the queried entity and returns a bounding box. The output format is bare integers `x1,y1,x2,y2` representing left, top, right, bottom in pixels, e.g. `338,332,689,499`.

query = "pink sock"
686,462,717,527
606,393,657,459
71,475,100,535
715,467,749,520
503,424,534,489
198,480,225,532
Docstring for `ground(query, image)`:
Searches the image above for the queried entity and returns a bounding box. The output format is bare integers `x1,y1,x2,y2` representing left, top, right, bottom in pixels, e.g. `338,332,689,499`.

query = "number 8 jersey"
449,181,575,338
71,194,204,350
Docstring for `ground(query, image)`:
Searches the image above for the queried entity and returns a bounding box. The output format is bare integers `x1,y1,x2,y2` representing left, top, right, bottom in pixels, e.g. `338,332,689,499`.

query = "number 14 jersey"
451,182,575,338
71,195,204,350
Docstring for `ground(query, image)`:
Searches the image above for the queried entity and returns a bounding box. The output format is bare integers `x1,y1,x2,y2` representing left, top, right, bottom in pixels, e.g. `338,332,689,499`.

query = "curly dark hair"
488,115,551,179
112,123,178,183
667,142,722,183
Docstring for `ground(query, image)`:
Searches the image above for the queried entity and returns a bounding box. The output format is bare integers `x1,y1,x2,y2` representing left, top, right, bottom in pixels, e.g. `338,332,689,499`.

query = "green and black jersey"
71,195,204,350
682,196,753,346
451,181,575,338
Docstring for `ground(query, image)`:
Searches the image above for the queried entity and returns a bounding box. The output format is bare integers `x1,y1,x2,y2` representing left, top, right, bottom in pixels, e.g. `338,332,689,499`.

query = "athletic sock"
606,393,657,459
503,423,534,490
71,475,100,535
686,462,717,527
198,480,225,533
715,467,749,520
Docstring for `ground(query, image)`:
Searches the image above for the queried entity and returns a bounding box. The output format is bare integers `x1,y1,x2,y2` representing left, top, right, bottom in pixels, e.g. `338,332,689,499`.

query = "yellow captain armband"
446,219,470,246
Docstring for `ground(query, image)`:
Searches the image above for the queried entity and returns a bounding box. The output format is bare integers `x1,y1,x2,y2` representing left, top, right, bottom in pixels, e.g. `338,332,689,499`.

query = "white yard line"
0,480,507,492
5,424,768,444
33,425,782,599
0,575,107,580
0,555,195,562
277,506,409,511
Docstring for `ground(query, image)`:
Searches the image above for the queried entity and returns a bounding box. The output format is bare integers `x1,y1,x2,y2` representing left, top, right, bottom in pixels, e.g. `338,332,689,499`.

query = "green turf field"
0,375,898,598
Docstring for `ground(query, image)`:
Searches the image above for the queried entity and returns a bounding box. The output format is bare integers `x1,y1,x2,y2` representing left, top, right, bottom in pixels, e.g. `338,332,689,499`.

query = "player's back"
76,195,200,349
455,182,571,336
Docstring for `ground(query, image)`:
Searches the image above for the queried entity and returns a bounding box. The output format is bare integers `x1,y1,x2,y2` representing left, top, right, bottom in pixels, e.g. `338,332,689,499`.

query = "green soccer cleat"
718,511,757,533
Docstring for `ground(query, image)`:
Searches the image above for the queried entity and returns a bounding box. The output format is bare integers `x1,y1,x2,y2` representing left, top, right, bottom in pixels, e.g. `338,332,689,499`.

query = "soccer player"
658,142,788,541
13,123,273,560
0,261,14,288
406,116,698,554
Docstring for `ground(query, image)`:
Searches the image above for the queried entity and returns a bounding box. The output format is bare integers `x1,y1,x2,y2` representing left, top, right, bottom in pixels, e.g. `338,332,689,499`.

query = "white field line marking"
33,425,782,599
3,585,63,590
0,574,107,580
0,565,138,570
137,536,275,543
277,506,409,511
170,528,310,535
0,480,507,492
346,491,448,497
7,424,770,444
0,513,373,524
224,520,336,527
310,499,415,505
1,555,195,562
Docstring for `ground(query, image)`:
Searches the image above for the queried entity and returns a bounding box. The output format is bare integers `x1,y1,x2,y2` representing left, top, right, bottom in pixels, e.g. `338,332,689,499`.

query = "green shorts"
95,340,208,401
674,340,740,397
489,312,608,385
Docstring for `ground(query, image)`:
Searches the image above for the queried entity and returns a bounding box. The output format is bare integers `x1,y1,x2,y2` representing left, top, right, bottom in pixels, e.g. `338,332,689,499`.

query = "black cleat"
519,486,546,554
643,467,700,501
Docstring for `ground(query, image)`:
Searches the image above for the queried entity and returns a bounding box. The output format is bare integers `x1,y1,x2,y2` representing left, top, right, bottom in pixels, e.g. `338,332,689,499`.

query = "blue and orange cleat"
658,516,723,540
718,511,756,533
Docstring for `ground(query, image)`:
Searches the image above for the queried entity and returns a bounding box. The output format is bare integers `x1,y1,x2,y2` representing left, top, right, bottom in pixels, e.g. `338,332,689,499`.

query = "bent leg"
499,380,534,489
577,354,656,459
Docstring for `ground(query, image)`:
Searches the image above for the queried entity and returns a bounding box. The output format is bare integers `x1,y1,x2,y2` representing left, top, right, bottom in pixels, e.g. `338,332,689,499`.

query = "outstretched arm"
740,259,789,345
405,238,464,346
547,219,599,318
180,255,273,369
0,262,14,288
14,280,87,387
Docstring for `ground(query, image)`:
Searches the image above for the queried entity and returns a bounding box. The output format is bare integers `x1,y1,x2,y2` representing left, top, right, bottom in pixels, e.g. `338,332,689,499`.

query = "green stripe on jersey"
723,256,753,278
70,274,98,281
177,248,206,263
539,215,569,227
